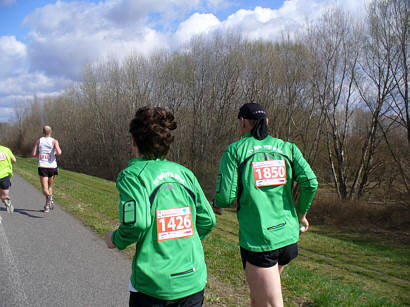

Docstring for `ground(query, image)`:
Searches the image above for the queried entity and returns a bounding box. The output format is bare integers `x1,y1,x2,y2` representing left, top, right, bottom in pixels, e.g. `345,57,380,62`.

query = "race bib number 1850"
156,207,194,241
252,159,287,187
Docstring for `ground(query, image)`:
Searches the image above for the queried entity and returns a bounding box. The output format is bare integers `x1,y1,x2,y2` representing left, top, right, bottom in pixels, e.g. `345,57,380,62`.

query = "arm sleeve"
111,172,151,250
214,146,238,208
292,144,318,215
193,176,216,239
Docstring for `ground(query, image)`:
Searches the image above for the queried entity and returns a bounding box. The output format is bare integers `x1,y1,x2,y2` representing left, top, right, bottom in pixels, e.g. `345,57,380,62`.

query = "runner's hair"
247,118,268,140
129,106,177,159
43,126,52,136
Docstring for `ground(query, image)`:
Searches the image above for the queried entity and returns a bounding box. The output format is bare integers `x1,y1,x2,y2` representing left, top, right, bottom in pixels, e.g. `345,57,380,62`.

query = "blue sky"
0,0,366,122
0,1,56,41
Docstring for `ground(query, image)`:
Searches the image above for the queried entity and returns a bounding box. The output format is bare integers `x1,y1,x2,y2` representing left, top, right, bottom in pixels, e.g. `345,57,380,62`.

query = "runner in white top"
32,126,62,213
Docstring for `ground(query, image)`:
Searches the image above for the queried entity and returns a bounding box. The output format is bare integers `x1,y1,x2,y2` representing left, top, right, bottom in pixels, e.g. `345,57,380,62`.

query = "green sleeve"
111,171,151,250
215,146,238,208
292,144,318,215
192,176,216,239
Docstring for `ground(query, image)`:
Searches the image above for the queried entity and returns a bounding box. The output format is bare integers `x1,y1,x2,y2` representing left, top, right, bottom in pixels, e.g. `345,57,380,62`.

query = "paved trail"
0,174,131,307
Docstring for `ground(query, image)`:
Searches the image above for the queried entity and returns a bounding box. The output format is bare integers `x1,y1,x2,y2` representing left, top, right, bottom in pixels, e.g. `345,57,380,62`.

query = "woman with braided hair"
106,106,215,307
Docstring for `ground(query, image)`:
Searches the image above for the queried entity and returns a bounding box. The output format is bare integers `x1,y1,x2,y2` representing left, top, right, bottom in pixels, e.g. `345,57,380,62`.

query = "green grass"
14,157,410,306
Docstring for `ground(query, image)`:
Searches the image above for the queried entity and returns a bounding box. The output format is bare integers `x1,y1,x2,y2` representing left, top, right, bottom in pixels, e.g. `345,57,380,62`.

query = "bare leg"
48,176,55,209
245,262,284,307
40,176,51,211
0,189,9,200
48,176,55,196
0,189,13,213
40,176,50,198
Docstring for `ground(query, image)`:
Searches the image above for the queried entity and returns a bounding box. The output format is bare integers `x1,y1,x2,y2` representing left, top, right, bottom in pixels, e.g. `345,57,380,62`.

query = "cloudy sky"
0,0,367,122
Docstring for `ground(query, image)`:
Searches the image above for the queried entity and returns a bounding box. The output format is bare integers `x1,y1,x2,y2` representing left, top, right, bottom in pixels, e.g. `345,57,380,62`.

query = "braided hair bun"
129,106,177,159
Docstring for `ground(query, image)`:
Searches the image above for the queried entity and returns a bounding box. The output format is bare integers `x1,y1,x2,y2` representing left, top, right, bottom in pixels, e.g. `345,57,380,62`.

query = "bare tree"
374,0,409,192
352,0,404,198
306,9,361,199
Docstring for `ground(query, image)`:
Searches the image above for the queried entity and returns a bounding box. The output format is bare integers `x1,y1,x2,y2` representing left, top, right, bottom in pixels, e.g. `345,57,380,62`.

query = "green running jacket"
112,158,216,300
215,132,318,252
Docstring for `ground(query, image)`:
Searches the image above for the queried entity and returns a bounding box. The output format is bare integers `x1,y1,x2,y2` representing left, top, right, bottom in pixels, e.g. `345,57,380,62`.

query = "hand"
213,207,224,215
210,199,223,215
105,231,116,248
298,214,309,233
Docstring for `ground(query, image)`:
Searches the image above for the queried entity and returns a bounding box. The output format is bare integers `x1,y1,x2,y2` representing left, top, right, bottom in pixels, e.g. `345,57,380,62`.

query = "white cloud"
0,73,58,96
174,0,368,44
222,1,335,41
105,0,205,24
223,7,286,40
0,36,27,77
105,0,167,24
23,0,169,79
174,13,221,44
21,0,368,80
0,72,71,115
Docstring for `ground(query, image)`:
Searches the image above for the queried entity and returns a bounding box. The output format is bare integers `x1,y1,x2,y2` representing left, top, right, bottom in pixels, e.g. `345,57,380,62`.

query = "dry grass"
308,197,410,244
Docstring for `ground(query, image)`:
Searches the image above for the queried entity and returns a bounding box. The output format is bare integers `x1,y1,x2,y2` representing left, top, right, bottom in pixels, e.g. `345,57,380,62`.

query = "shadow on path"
0,207,44,218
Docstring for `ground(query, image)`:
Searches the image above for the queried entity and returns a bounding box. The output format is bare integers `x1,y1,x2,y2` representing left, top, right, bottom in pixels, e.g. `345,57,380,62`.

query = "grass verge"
14,157,410,306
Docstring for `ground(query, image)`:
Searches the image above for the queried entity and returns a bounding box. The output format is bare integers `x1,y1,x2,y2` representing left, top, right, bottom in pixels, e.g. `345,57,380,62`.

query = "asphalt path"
0,174,131,307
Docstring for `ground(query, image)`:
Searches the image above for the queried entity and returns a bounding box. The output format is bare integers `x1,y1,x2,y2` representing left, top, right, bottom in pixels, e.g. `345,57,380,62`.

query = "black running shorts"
0,176,11,190
38,167,58,177
240,243,298,269
129,289,204,307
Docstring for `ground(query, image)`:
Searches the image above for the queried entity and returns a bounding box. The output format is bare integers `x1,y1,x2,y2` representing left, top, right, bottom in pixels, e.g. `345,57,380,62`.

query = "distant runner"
32,126,62,213
0,145,16,213
106,106,215,307
213,103,318,307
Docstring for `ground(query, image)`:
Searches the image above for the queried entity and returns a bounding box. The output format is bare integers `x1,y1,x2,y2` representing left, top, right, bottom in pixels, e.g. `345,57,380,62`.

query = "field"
13,157,410,306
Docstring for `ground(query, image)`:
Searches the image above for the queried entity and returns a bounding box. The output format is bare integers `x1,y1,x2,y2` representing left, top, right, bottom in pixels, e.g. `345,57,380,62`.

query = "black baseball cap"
238,103,266,120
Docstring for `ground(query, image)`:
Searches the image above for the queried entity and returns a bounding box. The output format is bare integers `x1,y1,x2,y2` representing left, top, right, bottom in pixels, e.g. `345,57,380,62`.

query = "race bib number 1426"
156,206,194,241
252,159,287,187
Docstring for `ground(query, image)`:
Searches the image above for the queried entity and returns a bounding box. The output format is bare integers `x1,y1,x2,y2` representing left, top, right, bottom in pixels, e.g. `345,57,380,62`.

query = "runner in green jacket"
214,103,318,307
106,107,215,306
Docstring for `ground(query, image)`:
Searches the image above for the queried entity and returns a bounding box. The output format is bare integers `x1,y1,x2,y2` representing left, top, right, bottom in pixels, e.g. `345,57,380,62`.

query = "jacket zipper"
267,222,286,230
170,268,195,277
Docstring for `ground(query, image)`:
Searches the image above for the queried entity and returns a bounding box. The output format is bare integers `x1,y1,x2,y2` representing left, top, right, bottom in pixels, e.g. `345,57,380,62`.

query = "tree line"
1,0,408,203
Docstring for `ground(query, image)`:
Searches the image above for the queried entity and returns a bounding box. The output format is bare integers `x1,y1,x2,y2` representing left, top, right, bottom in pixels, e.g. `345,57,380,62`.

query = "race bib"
39,154,50,161
156,206,194,241
0,152,6,161
252,159,287,187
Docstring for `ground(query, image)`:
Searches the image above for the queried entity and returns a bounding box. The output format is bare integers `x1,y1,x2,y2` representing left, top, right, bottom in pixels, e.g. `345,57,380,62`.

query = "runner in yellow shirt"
0,145,16,213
